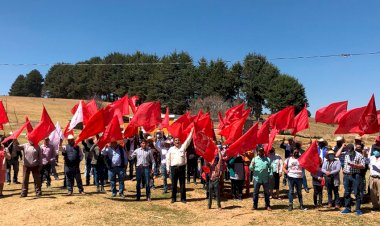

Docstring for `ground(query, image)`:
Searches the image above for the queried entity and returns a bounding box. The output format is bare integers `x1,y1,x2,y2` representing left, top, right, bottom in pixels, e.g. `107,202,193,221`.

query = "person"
321,150,341,208
82,138,95,186
125,135,138,180
129,139,154,201
311,158,323,208
356,144,370,202
208,149,223,210
155,139,170,193
4,138,22,185
18,140,43,198
0,143,11,197
186,141,198,185
90,135,106,192
147,136,158,189
370,136,380,156
334,136,346,169
228,155,245,200
280,137,294,186
268,148,283,199
243,149,255,196
51,139,62,180
354,136,363,147
369,148,380,211
166,130,194,203
250,147,272,211
336,143,365,215
295,141,309,193
62,135,85,195
283,148,305,211
102,140,128,197
317,138,328,161
40,137,56,188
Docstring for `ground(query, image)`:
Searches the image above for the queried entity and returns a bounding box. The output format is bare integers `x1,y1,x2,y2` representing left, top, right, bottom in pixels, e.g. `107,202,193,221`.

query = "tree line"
8,51,308,118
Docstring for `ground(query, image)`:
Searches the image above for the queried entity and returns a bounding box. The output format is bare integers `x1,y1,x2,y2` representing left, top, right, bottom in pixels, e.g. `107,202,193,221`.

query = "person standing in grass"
40,137,56,188
250,146,272,211
321,150,341,208
268,147,283,199
0,143,11,198
90,135,106,193
368,148,380,211
283,148,306,211
311,158,323,208
208,149,223,210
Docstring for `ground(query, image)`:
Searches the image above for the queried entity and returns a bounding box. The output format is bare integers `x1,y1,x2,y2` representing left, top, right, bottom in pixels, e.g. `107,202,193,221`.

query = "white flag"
69,101,83,130
49,122,63,152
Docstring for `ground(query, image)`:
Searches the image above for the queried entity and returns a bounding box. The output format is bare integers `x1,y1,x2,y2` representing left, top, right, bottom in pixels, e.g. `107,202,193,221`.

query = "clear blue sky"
1,0,379,115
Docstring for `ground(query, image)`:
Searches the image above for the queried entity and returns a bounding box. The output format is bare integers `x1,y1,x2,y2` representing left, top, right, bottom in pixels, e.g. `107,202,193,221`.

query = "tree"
24,69,44,97
9,75,27,96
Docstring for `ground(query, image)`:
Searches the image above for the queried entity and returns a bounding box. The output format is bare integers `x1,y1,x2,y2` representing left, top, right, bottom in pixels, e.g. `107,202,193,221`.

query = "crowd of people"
0,130,379,216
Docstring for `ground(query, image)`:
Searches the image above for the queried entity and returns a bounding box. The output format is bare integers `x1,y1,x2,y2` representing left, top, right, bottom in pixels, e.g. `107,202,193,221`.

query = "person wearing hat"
62,135,85,195
125,135,139,180
370,136,380,156
280,137,294,186
4,137,22,185
321,150,341,208
90,135,106,193
295,141,309,193
336,143,365,215
368,147,380,211
250,146,272,211
317,138,328,161
154,139,171,193
40,137,56,188
354,136,363,146
102,139,128,198
129,139,154,201
334,136,346,169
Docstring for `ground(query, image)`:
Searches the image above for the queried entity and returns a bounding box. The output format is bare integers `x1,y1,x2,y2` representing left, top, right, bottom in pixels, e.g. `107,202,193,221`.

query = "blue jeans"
108,166,125,195
93,164,105,187
288,177,303,205
160,164,168,192
65,166,83,193
85,159,92,185
6,159,19,183
302,169,309,190
343,174,362,211
253,180,270,208
136,166,150,199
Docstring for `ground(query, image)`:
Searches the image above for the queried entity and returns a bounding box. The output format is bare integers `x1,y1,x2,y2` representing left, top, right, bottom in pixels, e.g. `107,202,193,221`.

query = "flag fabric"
292,106,309,135
377,110,380,126
0,100,9,124
129,102,161,132
298,140,321,174
71,100,98,125
69,101,84,130
264,128,279,155
224,103,245,126
192,123,217,162
129,96,139,114
25,116,33,133
1,120,30,144
168,112,192,143
315,101,348,124
49,122,63,152
271,106,295,131
110,95,129,116
123,123,138,138
334,107,366,134
257,119,270,144
97,116,123,150
220,109,250,145
193,112,214,139
217,112,225,131
75,109,106,145
160,107,170,129
358,94,379,134
63,121,74,138
225,122,259,157
28,107,55,145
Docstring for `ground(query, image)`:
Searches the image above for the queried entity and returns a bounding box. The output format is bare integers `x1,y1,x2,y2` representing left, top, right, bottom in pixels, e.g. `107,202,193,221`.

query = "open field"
0,96,379,226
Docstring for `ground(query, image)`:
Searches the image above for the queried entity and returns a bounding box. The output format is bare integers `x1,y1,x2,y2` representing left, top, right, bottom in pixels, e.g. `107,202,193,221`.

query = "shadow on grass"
223,205,242,210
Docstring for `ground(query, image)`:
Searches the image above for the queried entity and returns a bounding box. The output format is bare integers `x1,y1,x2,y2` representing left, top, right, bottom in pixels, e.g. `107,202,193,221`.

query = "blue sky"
1,0,379,115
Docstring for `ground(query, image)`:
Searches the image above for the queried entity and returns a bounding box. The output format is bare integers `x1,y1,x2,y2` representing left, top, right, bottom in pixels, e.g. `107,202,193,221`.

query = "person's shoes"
194,182,198,185
47,185,51,189
147,198,151,202
327,203,332,208
335,204,341,209
112,193,116,197
36,193,42,198
341,209,351,214
14,181,21,184
119,193,125,198
54,176,59,180
101,186,105,192
218,207,222,210
299,205,306,210
96,187,100,193
79,191,86,195
171,200,176,203
181,200,186,204
136,197,140,201
288,205,293,211
252,206,257,210
7,182,10,185
304,188,309,193
356,210,363,216
187,181,190,184
267,207,272,211
67,191,73,196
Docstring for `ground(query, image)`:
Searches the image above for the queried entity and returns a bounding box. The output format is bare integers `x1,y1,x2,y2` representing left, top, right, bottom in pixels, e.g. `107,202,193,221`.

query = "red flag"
220,109,250,145
257,119,270,144
129,96,139,114
193,123,217,162
226,122,259,157
0,100,9,124
1,120,30,144
315,101,348,124
129,102,161,132
63,121,74,138
377,110,380,126
358,94,379,134
160,107,170,129
28,107,55,144
299,140,321,174
110,95,129,116
335,107,366,134
264,128,279,155
86,99,98,116
292,106,309,135
194,112,214,139
217,112,225,131
271,106,295,131
97,116,123,150
224,103,245,126
25,116,33,133
168,112,192,142
76,109,106,145
123,123,138,138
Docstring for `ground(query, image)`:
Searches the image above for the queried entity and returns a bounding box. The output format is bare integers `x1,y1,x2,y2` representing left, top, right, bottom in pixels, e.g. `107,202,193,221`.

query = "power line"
0,50,379,67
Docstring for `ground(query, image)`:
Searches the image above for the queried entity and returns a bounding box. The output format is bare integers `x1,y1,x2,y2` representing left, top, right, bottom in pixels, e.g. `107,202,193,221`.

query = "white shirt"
166,132,193,171
286,157,303,178
369,156,380,177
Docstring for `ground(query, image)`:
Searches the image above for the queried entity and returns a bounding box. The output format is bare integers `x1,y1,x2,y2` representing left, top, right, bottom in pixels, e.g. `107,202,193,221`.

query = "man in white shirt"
369,149,380,211
166,130,193,203
155,139,171,193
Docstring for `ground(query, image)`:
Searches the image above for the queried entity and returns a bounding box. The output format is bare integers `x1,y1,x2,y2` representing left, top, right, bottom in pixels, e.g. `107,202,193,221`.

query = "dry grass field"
0,96,379,226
